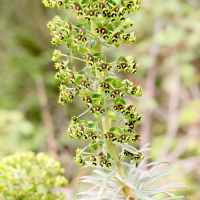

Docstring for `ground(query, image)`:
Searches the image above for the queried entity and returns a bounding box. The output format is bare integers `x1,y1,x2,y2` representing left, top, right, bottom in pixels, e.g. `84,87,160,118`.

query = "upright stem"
91,20,135,200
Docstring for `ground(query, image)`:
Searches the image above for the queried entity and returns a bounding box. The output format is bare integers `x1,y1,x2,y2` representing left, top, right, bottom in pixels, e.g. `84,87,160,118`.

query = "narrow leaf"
93,169,108,177
97,172,113,199
122,162,151,178
111,187,122,200
76,182,102,199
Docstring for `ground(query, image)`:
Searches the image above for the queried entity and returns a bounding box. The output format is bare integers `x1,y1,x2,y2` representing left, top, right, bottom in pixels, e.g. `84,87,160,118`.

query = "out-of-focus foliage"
0,110,46,158
0,0,200,199
0,152,68,199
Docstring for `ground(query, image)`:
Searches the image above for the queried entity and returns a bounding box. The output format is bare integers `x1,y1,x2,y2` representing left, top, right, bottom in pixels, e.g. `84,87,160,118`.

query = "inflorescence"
43,0,143,168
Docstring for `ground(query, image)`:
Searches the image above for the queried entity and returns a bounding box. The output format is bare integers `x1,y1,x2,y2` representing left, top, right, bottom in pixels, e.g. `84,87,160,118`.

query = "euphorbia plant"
0,152,68,199
42,0,187,199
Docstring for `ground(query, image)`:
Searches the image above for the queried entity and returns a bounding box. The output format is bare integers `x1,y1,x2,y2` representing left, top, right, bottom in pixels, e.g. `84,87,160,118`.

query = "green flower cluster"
43,0,143,182
68,101,142,143
123,150,144,162
75,148,112,168
43,0,141,47
0,152,68,200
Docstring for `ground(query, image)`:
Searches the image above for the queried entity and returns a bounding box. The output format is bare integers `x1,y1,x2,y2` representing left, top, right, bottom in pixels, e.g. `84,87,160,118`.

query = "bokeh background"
0,0,200,199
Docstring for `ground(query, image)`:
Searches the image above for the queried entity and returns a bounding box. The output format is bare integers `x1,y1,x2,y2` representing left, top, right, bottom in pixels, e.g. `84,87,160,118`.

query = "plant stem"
91,19,136,200
73,57,87,63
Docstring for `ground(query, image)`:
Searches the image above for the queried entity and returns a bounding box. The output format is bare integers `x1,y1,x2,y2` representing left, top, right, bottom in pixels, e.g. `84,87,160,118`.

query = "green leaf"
88,123,96,128
92,94,102,98
115,98,126,105
84,117,87,125
107,24,114,32
71,66,75,73
81,0,90,4
95,123,98,134
78,70,87,74
79,45,89,54
108,111,118,122
109,127,118,132
112,80,118,88
93,53,106,62
100,97,105,107
117,128,123,134
113,110,128,122
76,76,83,84
104,78,115,83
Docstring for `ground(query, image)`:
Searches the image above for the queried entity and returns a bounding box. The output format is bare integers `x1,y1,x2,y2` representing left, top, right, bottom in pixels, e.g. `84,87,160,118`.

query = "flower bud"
88,131,94,137
88,10,95,16
95,105,101,111
100,28,107,34
75,4,81,10
81,80,86,86
86,3,90,7
78,27,83,33
108,132,114,138
106,162,112,167
99,82,104,87
87,97,92,103
90,108,95,113
113,6,119,12
88,55,94,61
100,108,105,113
120,134,126,140
94,3,98,8
104,83,109,89
96,12,100,17
92,135,97,140
102,159,107,164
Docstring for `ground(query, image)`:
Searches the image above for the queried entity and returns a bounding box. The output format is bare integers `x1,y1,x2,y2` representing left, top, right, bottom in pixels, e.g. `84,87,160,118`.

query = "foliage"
42,0,187,199
0,152,68,199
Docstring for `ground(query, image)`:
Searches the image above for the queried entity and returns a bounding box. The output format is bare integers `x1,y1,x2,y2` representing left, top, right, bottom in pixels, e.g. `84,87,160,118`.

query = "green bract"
43,0,187,199
0,152,68,199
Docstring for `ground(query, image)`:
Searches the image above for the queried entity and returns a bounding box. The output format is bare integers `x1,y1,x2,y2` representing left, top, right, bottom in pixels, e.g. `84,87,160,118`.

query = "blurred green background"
0,0,200,199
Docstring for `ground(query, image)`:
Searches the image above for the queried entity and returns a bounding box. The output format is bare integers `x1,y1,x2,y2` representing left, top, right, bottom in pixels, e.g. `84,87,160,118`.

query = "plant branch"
35,76,58,160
